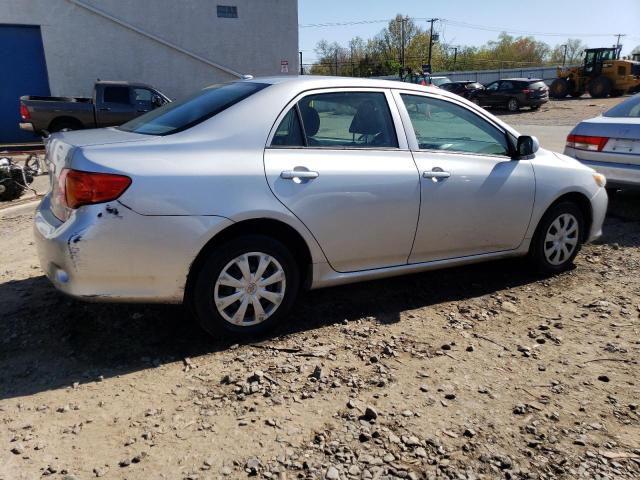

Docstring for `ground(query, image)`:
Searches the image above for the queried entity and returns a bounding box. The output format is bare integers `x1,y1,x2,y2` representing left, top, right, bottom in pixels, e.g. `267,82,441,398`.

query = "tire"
506,97,519,112
549,78,569,98
610,89,624,97
588,76,612,98
189,235,300,338
529,201,584,275
48,119,82,133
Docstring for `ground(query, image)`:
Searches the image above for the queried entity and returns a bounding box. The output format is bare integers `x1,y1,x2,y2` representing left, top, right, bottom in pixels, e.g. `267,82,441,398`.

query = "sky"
298,0,640,64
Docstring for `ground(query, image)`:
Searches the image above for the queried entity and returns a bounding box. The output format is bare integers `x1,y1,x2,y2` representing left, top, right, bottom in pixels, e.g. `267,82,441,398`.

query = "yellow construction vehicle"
550,47,640,99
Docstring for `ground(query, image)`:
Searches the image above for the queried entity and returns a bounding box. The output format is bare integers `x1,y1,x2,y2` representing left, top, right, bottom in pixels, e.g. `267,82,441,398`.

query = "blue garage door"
0,25,50,143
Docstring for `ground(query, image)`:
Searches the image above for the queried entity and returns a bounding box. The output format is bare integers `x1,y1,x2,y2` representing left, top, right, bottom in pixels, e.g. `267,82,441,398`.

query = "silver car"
34,76,608,337
565,93,640,189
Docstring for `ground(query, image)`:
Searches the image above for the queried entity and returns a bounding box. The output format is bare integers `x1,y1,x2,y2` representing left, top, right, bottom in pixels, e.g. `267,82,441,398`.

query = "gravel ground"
1,97,639,480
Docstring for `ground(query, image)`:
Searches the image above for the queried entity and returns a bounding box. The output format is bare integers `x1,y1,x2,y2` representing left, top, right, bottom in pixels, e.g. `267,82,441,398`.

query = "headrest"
349,101,383,135
299,104,320,137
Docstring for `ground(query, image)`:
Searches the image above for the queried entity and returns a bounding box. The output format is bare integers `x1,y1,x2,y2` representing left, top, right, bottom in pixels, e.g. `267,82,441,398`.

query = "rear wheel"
529,202,584,274
189,235,300,338
550,78,569,98
588,76,612,98
506,97,519,112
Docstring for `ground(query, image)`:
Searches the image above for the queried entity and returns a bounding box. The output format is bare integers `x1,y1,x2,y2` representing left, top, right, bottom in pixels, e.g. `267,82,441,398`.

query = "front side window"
499,81,513,90
295,91,398,148
119,82,268,135
486,82,499,92
401,94,509,156
103,86,130,104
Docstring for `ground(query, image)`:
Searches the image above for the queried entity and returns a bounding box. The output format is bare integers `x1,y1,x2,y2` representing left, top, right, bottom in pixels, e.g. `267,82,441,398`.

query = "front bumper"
34,195,232,303
587,186,608,243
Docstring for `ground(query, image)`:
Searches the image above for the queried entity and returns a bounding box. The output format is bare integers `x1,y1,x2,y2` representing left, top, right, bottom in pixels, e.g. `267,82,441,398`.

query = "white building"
0,0,299,142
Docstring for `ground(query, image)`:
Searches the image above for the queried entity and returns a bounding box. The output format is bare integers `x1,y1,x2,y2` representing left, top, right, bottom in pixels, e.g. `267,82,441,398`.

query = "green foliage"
309,16,589,77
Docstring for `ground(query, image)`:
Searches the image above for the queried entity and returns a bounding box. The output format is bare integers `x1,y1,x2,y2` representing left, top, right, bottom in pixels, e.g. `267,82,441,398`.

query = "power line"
299,16,627,38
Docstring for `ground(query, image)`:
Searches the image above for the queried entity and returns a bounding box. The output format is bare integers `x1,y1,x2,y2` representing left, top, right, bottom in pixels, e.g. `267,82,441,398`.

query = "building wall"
0,0,298,100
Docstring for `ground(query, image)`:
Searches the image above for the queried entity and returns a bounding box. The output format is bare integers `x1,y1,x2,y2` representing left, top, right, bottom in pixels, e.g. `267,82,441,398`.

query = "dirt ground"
1,97,639,480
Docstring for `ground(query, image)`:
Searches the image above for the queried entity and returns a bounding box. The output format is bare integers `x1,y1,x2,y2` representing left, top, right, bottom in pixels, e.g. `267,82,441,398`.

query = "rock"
10,444,24,455
93,467,108,477
598,375,610,382
220,466,232,476
311,365,324,380
463,428,476,437
325,465,340,479
363,406,378,421
245,457,261,474
513,404,528,415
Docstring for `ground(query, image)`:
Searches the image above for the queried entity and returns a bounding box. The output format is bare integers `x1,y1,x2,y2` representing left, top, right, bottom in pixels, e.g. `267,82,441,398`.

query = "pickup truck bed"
20,81,170,135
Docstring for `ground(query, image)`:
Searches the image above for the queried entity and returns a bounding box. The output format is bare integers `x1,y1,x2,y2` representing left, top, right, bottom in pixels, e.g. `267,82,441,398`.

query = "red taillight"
20,104,30,120
64,169,131,209
566,134,609,152
522,89,531,94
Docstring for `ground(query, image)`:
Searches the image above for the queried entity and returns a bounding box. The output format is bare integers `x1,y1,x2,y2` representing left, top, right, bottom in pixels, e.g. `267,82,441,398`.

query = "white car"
35,76,608,337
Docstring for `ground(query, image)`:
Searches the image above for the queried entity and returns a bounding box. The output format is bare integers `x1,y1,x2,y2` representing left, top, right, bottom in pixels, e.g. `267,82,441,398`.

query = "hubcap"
214,252,286,326
544,213,579,265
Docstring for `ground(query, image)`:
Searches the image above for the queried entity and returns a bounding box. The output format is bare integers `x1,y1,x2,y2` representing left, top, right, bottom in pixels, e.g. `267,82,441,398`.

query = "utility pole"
615,34,625,58
427,18,439,70
299,51,303,75
560,44,567,66
400,17,406,72
334,50,339,76
351,44,354,77
452,46,458,71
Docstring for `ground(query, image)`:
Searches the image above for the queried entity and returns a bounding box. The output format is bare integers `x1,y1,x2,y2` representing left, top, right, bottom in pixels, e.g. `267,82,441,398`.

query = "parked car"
475,78,549,112
34,76,607,338
565,93,640,190
402,75,451,88
20,81,170,135
439,81,486,100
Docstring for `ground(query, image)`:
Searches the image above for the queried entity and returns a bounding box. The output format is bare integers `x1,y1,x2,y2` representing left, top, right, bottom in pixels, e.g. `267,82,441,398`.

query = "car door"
497,81,514,106
96,85,136,127
394,91,535,263
263,88,420,273
479,81,500,106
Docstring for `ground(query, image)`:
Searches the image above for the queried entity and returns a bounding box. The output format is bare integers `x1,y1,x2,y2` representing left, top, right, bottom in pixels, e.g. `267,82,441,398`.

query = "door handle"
423,170,451,179
281,170,319,180
98,107,111,111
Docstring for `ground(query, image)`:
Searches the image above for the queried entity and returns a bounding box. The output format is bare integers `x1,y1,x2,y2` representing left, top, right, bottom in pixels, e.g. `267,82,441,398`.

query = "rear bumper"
525,97,549,106
34,195,232,303
565,149,640,187
19,122,34,132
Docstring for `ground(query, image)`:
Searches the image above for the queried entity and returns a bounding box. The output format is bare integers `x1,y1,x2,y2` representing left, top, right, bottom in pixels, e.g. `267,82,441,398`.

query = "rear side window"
119,82,268,135
295,91,398,148
272,108,304,147
499,82,514,90
103,86,130,104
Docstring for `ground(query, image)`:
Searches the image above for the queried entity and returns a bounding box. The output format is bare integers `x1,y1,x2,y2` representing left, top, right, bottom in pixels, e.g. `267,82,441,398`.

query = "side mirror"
515,135,539,159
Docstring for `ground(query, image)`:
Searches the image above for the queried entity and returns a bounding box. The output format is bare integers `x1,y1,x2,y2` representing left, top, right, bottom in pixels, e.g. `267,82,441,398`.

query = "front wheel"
189,235,300,338
529,202,584,274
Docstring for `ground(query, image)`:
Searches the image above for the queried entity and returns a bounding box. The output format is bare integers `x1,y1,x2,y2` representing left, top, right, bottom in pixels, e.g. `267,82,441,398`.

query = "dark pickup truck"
19,81,170,135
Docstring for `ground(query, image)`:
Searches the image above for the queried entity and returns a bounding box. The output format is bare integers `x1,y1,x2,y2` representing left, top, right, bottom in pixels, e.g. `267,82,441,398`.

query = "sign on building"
280,60,289,73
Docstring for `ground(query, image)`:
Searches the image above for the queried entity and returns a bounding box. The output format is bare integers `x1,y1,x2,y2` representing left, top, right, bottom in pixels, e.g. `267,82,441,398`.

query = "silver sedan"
565,93,640,189
34,76,608,337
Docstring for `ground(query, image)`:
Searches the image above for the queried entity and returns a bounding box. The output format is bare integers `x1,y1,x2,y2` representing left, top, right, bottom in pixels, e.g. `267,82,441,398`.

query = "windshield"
119,82,268,135
603,94,640,118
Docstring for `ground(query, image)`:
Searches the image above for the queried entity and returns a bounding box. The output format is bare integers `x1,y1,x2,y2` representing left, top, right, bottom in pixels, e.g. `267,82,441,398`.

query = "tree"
550,39,588,65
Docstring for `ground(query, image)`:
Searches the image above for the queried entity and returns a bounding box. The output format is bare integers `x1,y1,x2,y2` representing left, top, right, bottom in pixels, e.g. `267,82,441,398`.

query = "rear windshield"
119,82,268,135
528,81,546,89
603,95,640,118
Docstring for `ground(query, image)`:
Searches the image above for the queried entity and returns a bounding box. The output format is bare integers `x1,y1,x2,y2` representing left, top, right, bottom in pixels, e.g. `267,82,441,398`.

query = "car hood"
46,127,155,147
